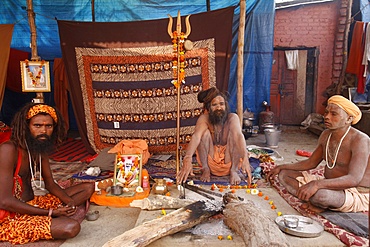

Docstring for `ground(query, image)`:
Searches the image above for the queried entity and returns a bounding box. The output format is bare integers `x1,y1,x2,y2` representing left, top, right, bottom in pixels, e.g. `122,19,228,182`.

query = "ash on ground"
190,217,234,236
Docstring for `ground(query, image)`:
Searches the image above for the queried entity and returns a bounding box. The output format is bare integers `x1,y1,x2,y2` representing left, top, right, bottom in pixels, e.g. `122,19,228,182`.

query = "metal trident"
167,11,191,38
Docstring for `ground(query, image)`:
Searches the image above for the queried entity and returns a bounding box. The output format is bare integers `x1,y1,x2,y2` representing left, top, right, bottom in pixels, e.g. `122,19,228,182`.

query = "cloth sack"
108,139,150,165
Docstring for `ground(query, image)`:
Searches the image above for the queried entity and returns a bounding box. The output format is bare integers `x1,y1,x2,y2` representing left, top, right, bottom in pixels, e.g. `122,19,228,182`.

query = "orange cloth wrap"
197,145,231,176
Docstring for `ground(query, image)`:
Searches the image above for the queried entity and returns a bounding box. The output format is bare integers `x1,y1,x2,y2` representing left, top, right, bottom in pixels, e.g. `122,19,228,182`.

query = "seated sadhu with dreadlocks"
177,87,252,185
0,103,94,244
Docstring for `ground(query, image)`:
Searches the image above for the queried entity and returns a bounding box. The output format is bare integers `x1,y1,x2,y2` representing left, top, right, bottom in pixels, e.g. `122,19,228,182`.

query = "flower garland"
25,59,45,86
171,31,186,88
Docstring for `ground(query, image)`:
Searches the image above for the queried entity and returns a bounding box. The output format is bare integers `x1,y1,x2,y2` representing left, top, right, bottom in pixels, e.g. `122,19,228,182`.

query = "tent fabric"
0,24,14,110
0,0,274,146
58,7,234,153
53,58,70,131
6,49,30,93
228,1,275,114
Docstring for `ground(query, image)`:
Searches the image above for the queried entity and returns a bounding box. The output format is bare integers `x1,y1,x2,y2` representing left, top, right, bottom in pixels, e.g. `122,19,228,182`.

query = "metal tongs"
184,183,244,202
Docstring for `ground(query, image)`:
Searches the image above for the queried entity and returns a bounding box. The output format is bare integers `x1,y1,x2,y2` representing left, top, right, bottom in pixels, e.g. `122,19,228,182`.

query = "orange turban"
327,95,362,125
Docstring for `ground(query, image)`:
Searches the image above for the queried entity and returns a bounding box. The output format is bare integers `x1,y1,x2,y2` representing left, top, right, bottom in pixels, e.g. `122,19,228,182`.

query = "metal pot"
243,117,255,127
111,185,123,195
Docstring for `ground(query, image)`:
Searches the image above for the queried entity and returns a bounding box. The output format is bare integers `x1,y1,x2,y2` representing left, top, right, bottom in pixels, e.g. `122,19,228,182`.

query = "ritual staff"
176,87,252,185
268,95,369,212
0,103,94,244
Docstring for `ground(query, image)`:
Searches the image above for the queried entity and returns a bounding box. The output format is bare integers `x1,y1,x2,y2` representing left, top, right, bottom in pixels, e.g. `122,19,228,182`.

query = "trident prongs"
167,11,191,39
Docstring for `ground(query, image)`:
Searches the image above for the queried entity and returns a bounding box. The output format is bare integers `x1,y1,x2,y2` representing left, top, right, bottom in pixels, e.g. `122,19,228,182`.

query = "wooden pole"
26,0,44,102
91,0,95,22
237,0,246,126
176,11,181,177
26,0,39,61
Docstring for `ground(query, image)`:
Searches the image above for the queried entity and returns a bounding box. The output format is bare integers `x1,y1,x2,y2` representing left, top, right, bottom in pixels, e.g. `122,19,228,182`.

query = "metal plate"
275,215,324,238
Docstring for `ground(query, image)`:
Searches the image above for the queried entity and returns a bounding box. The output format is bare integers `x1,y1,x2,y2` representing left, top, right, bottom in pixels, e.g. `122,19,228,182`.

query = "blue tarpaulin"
0,0,274,117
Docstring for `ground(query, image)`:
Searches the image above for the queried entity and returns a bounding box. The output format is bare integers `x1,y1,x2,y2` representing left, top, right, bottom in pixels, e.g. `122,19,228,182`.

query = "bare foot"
230,171,241,185
200,167,211,182
300,202,325,214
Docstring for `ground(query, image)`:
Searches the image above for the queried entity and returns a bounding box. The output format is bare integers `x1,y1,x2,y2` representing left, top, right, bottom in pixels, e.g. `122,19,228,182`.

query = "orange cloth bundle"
90,189,150,207
108,139,151,165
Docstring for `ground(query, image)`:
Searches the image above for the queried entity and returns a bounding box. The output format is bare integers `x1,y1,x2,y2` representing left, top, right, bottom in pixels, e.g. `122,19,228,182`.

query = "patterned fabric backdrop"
75,40,216,152
58,7,235,154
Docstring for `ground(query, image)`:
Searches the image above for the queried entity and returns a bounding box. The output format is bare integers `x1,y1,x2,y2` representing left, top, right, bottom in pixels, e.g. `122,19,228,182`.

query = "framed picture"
113,154,142,188
20,60,51,92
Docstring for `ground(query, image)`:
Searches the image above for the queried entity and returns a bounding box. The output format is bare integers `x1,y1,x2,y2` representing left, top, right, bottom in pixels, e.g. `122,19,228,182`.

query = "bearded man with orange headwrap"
176,87,252,185
268,95,369,213
0,103,94,244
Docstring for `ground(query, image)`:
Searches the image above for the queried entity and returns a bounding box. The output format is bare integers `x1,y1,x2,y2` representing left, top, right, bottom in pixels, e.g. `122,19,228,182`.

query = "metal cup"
283,216,299,228
111,185,123,195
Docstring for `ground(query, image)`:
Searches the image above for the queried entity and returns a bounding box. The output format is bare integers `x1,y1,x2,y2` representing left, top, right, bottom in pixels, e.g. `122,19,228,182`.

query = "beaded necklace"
25,142,45,190
325,126,351,169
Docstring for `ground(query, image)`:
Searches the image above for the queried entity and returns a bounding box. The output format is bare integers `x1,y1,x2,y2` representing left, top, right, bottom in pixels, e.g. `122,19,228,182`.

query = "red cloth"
0,123,11,144
0,131,11,144
53,58,70,131
346,22,366,94
6,48,30,93
296,149,312,157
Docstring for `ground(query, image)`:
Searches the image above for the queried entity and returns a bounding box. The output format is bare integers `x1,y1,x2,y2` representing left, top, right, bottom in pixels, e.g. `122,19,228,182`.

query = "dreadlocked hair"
10,102,67,149
197,87,229,112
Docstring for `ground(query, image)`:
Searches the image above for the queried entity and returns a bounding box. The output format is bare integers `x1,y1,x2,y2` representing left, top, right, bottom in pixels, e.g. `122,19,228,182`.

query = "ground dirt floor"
58,126,350,247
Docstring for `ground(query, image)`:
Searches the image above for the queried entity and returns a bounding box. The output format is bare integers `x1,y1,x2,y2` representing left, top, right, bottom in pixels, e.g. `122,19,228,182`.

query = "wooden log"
223,193,289,247
103,200,222,247
129,195,195,210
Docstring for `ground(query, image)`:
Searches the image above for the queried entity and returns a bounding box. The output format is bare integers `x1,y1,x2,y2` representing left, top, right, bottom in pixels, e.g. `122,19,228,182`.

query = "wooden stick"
176,11,181,179
129,195,195,210
103,201,222,247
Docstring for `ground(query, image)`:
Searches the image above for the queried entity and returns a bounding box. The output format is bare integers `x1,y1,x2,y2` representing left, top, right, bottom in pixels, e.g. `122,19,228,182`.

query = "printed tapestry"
58,7,235,153
76,40,216,152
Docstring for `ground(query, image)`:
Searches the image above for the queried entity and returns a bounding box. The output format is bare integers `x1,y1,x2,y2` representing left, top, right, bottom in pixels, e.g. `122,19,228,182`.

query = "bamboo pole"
237,0,246,126
26,0,39,61
175,11,181,177
26,0,44,102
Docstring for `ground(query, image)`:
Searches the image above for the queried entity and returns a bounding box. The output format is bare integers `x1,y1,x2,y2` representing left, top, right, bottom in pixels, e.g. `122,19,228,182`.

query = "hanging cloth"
346,21,366,94
285,50,298,70
362,23,370,77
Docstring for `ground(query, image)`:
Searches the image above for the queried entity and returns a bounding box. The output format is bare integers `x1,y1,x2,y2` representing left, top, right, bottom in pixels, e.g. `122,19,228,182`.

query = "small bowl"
283,216,299,228
86,210,99,221
111,185,123,195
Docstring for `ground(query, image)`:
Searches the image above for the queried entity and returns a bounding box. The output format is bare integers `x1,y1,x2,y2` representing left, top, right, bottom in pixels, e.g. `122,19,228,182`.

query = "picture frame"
113,153,142,188
20,60,51,92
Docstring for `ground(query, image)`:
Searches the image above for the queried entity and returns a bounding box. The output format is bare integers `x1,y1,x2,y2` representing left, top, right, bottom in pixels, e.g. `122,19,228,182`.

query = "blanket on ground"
261,162,369,247
50,138,96,162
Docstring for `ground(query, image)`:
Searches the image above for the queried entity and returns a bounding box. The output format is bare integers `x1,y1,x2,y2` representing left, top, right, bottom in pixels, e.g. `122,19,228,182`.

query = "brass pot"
153,179,168,195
